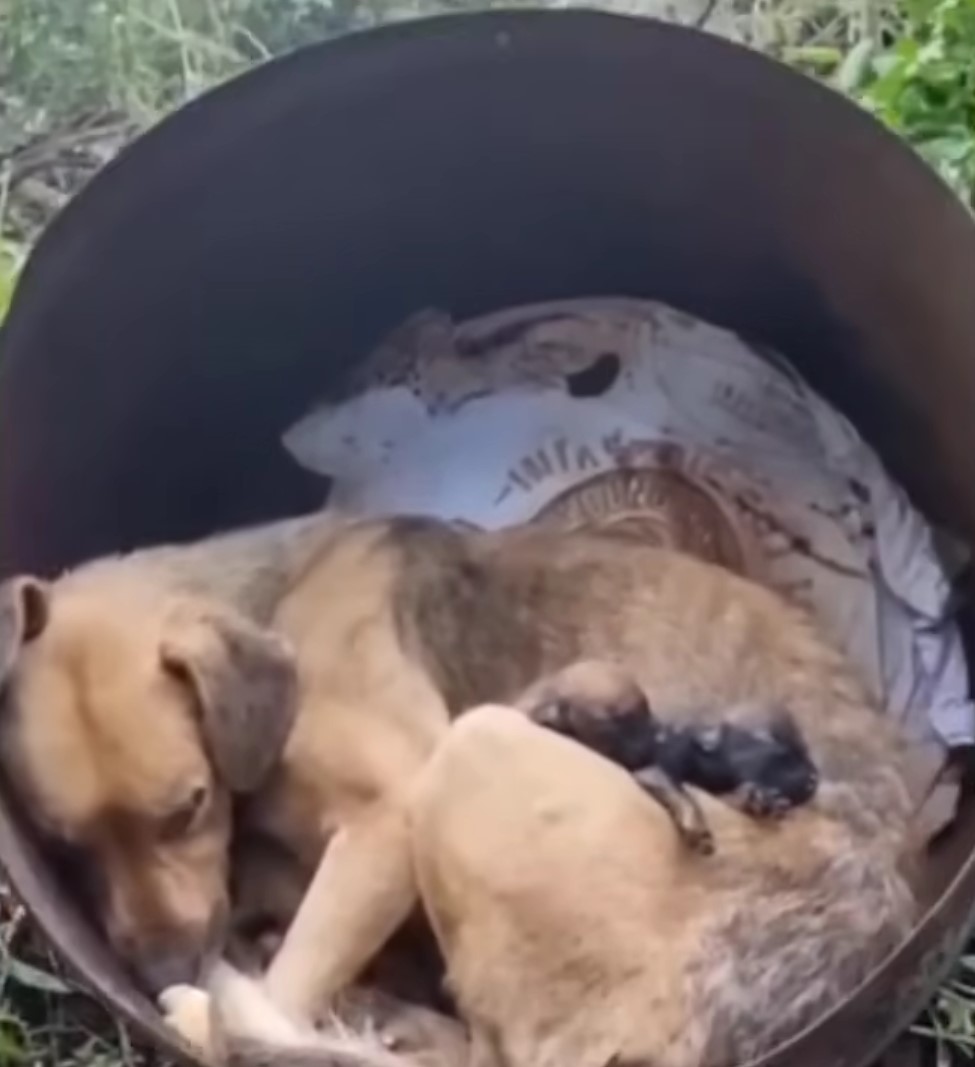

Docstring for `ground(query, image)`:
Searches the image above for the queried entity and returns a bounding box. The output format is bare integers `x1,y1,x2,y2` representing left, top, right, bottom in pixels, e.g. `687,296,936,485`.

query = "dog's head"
0,573,298,995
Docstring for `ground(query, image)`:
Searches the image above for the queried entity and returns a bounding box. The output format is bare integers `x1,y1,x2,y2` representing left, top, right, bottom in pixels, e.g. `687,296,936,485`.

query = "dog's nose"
134,947,203,997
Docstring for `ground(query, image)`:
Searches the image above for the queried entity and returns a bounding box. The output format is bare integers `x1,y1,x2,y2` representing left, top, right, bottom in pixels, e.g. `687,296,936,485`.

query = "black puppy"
519,661,819,854
649,716,819,818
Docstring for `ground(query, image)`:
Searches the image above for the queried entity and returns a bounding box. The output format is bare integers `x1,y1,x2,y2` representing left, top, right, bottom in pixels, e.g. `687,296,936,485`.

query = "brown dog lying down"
190,667,821,1066
163,698,907,1067
0,513,920,1063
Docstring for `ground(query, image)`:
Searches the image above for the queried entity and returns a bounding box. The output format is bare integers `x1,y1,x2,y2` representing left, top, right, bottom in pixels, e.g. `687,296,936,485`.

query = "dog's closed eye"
158,785,210,841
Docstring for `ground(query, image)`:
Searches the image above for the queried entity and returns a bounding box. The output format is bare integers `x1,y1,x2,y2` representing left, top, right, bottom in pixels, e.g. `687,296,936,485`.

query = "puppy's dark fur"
521,660,819,823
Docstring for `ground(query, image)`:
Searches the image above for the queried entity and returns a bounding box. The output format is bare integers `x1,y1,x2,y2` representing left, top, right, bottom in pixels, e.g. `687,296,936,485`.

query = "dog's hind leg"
408,704,702,1067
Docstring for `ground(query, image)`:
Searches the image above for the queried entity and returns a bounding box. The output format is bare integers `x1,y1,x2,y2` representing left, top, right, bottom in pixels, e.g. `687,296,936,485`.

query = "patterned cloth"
283,297,973,824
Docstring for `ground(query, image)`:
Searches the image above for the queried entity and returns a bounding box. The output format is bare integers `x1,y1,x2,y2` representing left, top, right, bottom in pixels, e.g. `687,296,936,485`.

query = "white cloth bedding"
282,297,974,780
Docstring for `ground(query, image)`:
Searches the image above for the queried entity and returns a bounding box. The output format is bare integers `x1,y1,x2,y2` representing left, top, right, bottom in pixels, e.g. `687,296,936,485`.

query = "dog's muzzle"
134,943,208,996
127,906,228,997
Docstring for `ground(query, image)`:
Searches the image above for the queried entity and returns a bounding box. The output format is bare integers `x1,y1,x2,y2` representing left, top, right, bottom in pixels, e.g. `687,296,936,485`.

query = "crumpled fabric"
283,297,973,824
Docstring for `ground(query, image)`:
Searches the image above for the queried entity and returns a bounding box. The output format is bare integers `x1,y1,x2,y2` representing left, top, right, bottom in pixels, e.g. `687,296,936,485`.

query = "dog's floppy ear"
160,602,298,793
0,577,50,685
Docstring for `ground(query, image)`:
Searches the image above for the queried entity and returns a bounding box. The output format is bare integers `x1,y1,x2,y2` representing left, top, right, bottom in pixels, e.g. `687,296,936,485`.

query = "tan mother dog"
0,513,920,1060
164,696,915,1067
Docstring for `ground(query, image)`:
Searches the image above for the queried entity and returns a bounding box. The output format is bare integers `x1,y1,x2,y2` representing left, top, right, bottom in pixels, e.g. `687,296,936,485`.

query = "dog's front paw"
208,960,317,1049
159,984,222,1064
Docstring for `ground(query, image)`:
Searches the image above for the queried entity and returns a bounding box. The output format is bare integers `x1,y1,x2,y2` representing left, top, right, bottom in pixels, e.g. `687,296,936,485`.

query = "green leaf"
4,958,74,997
836,38,876,92
0,242,21,323
0,1015,28,1065
849,0,975,205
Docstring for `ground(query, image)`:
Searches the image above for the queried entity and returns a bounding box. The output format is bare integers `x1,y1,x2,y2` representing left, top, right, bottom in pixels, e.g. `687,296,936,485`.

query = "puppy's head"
0,573,298,996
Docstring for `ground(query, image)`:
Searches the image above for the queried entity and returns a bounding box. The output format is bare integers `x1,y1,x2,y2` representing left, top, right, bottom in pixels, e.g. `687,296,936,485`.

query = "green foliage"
913,953,975,1060
0,0,317,144
2,2,975,1058
0,169,20,321
0,245,19,323
0,0,558,247
0,183,22,321
851,0,975,205
0,0,565,153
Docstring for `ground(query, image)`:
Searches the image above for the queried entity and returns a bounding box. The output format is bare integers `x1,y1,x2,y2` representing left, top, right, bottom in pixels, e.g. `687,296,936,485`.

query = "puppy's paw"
633,766,716,856
734,783,795,820
684,821,716,856
159,984,222,1064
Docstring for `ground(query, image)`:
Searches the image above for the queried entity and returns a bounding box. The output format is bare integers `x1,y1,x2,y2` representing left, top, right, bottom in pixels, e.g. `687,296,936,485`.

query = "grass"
0,887,148,1067
2,0,975,1063
916,954,975,1063
0,248,20,326
0,176,24,322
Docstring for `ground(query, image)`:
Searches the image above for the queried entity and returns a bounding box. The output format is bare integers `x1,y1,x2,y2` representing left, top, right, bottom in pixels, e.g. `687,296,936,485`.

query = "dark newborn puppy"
654,717,818,817
517,661,819,855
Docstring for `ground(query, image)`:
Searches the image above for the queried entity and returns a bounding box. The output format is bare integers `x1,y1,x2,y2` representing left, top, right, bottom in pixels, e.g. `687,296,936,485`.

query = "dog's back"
382,518,913,842
374,519,918,1066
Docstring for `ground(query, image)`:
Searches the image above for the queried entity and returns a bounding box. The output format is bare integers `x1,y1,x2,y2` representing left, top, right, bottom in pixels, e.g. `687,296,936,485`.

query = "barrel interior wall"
3,13,975,576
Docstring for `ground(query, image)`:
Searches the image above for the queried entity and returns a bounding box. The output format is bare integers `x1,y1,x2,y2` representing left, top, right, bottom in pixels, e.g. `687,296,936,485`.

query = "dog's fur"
171,695,914,1067
0,512,921,1066
406,704,911,1067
